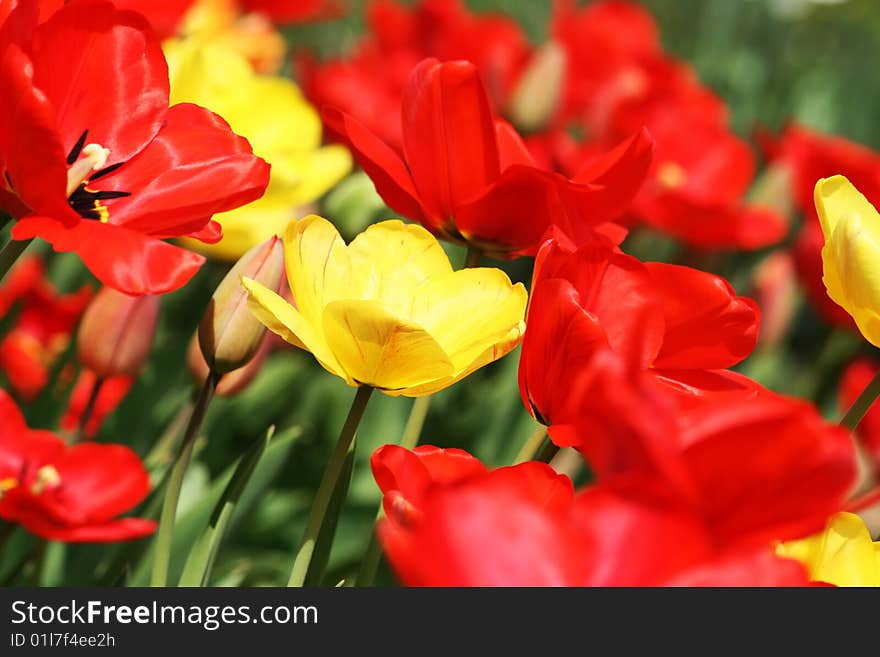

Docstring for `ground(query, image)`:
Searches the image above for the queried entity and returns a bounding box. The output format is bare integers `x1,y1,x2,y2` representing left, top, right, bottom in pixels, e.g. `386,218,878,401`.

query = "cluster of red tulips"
1,0,879,587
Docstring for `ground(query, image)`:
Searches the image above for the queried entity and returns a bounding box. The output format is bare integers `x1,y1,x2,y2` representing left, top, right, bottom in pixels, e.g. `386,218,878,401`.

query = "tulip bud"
752,250,798,350
78,287,160,377
199,235,284,374
509,41,566,134
187,330,270,396
748,162,794,220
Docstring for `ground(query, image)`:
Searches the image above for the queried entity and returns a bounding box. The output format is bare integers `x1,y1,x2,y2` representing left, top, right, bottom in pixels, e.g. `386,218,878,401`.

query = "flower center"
0,477,17,499
66,130,131,221
657,161,687,189
31,465,61,495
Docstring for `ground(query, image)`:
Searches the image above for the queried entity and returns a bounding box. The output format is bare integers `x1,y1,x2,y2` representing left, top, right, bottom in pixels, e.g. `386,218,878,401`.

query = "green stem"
151,370,220,587
0,237,32,283
463,246,483,269
74,376,105,442
356,394,431,586
840,368,880,432
514,424,548,464
288,385,374,587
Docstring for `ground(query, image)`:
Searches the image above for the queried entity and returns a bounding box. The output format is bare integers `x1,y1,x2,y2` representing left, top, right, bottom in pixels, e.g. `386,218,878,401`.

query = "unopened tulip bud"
509,41,566,134
199,235,284,374
752,250,798,349
78,287,160,377
187,330,269,396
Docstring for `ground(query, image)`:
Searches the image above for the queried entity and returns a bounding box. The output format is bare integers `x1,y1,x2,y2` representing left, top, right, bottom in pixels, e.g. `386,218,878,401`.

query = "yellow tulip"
242,216,528,396
166,38,352,261
815,175,880,346
777,512,880,587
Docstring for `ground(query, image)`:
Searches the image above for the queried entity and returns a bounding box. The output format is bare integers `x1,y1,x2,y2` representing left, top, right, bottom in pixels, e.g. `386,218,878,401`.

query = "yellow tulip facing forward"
778,512,880,587
243,216,528,396
815,175,880,346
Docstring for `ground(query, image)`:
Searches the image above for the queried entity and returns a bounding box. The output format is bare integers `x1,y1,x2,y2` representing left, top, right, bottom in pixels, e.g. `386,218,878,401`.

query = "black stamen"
93,190,131,200
4,170,12,189
67,130,89,165
89,161,124,181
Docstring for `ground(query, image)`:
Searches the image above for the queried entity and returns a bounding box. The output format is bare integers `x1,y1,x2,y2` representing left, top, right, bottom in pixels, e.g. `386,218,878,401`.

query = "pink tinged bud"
77,287,160,377
753,250,799,349
187,330,270,397
508,40,566,134
199,236,284,374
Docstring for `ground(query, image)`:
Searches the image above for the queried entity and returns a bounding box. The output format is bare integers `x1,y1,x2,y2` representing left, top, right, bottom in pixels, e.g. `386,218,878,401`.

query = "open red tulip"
0,0,270,294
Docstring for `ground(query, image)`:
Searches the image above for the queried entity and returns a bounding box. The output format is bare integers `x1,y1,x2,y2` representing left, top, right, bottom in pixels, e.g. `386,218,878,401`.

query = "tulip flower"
187,330,270,396
0,257,92,400
778,512,880,586
814,175,880,346
0,390,154,542
324,58,653,258
751,250,799,350
59,370,133,439
301,0,531,152
243,215,527,396
519,236,761,429
376,446,809,586
198,235,284,374
166,37,351,260
0,0,270,294
77,286,160,379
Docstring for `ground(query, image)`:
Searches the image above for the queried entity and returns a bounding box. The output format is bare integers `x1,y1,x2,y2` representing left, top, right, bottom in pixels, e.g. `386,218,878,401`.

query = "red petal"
663,549,809,586
0,45,76,223
680,394,857,547
401,58,500,221
321,106,429,227
31,0,169,163
96,104,269,236
519,278,609,425
43,442,151,524
12,215,204,295
646,262,760,369
14,515,156,542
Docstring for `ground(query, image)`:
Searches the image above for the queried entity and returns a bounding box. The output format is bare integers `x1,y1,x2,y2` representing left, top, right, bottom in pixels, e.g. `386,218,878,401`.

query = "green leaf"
178,427,274,586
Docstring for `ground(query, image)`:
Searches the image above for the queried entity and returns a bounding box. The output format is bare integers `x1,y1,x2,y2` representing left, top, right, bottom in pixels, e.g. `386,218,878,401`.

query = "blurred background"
3,0,879,586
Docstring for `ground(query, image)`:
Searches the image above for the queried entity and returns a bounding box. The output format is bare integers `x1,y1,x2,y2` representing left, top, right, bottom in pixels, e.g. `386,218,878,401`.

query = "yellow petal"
779,512,880,587
410,268,528,372
321,299,454,393
345,220,453,318
815,175,880,245
829,216,880,346
241,276,345,381
279,145,353,208
282,215,355,331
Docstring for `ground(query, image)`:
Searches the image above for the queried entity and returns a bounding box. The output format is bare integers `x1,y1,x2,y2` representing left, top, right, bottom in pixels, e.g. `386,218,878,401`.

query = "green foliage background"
3,0,879,586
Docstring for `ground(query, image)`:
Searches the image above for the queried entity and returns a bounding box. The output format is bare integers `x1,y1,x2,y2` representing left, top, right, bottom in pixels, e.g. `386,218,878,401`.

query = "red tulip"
59,370,133,439
0,257,92,400
0,389,154,542
519,236,761,428
377,446,809,586
0,0,270,295
626,107,787,250
324,57,652,257
302,0,531,152
839,357,880,478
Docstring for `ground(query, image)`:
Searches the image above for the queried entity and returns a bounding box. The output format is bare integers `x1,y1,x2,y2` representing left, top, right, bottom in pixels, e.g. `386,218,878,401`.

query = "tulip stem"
74,376,105,442
288,385,374,587
840,368,880,431
356,394,432,586
151,370,220,587
463,247,483,269
514,424,549,464
0,237,32,283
